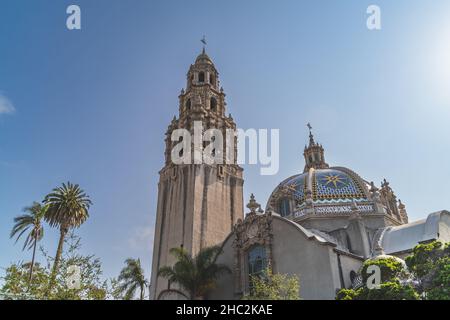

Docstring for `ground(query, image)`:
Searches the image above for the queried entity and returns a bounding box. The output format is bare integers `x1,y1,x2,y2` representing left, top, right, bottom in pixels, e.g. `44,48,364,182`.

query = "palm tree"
43,182,92,291
158,245,230,300
117,258,149,300
10,202,47,283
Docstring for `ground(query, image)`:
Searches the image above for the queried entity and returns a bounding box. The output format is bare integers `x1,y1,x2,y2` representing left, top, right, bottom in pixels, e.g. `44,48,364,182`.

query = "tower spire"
307,122,315,146
303,123,329,172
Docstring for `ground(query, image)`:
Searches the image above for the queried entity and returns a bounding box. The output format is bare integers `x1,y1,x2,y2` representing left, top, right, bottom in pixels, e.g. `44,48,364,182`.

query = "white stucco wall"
210,216,363,300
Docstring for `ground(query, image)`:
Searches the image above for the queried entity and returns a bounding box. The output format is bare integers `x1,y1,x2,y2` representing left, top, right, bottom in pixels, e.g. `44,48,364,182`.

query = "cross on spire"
307,123,315,145
201,35,207,53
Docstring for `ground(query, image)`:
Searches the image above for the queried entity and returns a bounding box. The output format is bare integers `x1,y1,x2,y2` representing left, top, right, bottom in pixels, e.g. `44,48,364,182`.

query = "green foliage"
405,241,444,278
116,258,149,300
43,182,92,230
10,202,46,251
43,181,92,291
337,241,450,300
360,257,405,283
336,288,358,300
405,241,450,300
243,268,300,300
9,202,48,285
158,246,230,300
356,280,419,300
1,233,112,300
336,281,419,301
0,263,49,299
426,256,450,300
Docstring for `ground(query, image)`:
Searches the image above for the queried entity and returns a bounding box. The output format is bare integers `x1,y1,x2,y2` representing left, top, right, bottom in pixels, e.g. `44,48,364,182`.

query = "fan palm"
158,245,230,300
43,182,92,291
117,258,149,300
10,202,47,283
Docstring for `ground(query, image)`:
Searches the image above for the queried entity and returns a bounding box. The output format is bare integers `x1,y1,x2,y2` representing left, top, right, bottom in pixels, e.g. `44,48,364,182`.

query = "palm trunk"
140,285,144,300
48,227,67,294
28,237,38,285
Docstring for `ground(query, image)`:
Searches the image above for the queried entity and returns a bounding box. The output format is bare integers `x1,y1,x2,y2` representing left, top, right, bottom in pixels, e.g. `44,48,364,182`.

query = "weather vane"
201,35,207,51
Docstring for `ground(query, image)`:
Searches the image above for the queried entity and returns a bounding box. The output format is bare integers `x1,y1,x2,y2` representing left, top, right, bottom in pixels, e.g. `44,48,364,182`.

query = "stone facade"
150,50,244,300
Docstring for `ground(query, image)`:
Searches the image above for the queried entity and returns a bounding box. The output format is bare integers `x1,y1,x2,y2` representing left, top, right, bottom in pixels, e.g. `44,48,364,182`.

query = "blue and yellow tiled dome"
276,168,368,206
267,125,372,217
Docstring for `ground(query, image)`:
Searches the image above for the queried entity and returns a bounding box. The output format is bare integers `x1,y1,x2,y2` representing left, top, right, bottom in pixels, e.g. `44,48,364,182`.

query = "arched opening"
278,198,291,217
185,99,191,110
209,74,215,86
349,270,357,287
247,245,267,290
198,72,205,83
210,97,217,111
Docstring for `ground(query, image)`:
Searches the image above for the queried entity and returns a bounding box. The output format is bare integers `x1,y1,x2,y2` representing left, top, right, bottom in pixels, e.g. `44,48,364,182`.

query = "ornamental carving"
232,195,274,297
233,210,273,251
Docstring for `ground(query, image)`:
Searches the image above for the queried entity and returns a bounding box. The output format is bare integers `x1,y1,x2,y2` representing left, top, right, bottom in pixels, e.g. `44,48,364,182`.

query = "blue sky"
1,0,450,284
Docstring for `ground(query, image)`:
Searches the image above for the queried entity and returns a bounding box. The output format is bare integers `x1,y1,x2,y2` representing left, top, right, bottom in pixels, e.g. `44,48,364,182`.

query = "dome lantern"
303,123,329,172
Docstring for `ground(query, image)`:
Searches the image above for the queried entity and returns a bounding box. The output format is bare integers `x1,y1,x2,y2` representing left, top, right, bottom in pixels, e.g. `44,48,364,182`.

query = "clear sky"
1,0,450,285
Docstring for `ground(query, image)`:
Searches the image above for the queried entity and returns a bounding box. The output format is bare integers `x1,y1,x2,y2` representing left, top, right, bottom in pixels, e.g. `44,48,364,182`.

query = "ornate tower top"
163,48,238,167
185,46,220,92
303,123,329,172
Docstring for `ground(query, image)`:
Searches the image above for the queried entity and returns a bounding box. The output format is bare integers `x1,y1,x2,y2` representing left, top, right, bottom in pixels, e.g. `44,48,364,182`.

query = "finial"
307,123,315,145
375,243,385,256
201,35,207,53
247,193,261,214
369,181,378,193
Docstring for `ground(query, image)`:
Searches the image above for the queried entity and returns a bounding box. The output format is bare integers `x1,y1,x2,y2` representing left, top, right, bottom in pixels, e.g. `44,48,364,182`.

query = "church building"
150,50,450,300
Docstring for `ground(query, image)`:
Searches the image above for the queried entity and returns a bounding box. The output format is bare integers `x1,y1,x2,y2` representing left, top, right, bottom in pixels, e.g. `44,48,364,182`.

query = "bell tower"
303,123,329,172
150,49,244,299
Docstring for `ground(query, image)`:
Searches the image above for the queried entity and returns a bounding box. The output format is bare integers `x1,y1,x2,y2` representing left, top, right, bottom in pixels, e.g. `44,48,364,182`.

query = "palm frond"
43,181,91,229
158,245,229,299
10,202,46,252
117,258,149,300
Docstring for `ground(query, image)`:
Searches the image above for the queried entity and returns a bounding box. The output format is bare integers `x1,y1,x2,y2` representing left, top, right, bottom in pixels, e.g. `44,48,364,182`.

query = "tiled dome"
272,167,369,207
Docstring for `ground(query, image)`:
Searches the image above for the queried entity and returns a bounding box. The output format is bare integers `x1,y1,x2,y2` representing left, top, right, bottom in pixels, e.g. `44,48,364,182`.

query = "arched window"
315,153,320,161
186,99,191,110
278,198,290,217
209,74,215,86
198,72,205,83
210,97,217,111
350,270,357,284
248,245,267,279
